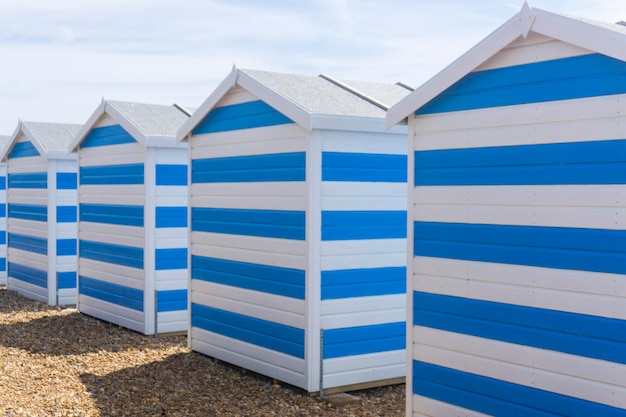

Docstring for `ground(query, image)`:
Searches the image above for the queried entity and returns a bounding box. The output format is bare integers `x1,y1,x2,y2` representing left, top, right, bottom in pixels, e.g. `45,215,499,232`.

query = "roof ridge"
318,73,391,111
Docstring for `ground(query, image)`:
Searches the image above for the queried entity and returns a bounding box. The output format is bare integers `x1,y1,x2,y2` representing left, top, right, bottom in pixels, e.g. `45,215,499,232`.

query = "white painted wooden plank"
7,278,47,302
154,272,187,290
321,294,406,329
322,351,405,389
7,219,48,239
79,295,145,333
213,88,258,107
79,258,144,289
57,289,77,306
156,310,187,334
78,143,145,167
7,248,48,269
79,185,145,205
413,395,492,417
320,130,407,155
79,229,144,249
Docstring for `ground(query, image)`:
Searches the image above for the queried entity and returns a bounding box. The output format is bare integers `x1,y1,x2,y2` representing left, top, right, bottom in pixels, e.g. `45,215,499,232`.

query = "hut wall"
408,35,626,416
0,163,7,285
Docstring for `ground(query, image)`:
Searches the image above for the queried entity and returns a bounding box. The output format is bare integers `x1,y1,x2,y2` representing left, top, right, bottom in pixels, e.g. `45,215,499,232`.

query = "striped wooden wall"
408,33,626,416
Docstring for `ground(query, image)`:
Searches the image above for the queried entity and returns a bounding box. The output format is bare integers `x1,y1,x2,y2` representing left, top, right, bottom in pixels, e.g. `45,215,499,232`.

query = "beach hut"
1,121,80,305
0,135,11,285
386,4,626,416
177,67,411,393
69,100,190,335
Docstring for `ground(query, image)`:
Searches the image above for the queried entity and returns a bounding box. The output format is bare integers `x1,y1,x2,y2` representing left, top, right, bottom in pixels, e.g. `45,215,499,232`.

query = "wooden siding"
189,89,310,389
0,163,7,284
408,39,626,416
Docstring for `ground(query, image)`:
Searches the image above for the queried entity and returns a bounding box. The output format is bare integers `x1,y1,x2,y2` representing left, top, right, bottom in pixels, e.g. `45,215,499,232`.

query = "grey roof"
554,11,626,36
107,100,191,137
240,69,411,119
23,121,82,152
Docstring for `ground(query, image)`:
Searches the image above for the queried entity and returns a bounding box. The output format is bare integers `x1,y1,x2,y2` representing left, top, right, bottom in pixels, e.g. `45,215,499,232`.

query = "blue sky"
0,0,624,134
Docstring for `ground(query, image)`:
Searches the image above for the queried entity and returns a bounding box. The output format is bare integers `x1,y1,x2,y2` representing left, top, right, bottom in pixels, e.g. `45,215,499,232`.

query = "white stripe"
57,289,77,306
322,350,405,390
7,278,47,302
79,185,145,206
78,143,144,167
414,184,626,230
154,228,187,249
191,182,306,211
7,218,48,239
414,94,626,150
413,326,626,408
56,255,77,271
79,222,144,248
322,182,406,211
413,256,626,320
191,279,305,329
321,130,406,155
412,395,492,417
154,147,187,164
154,270,187,290
8,189,48,205
321,294,405,329
79,295,145,334
79,258,144,289
321,238,406,271
154,186,187,206
7,248,47,269
192,231,307,271
56,190,77,205
156,311,187,333
56,223,77,239
7,156,46,172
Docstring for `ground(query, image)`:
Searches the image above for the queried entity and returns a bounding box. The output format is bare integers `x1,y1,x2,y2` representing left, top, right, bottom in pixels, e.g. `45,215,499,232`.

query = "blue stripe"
413,361,626,417
0,231,5,245
0,258,6,272
191,303,305,358
79,164,144,185
156,164,188,186
156,289,187,312
155,248,187,270
192,255,305,299
416,53,626,115
8,204,47,222
79,240,143,269
56,239,77,256
323,322,405,359
322,211,406,241
414,291,626,365
192,100,294,134
0,204,5,219
56,172,77,189
414,221,626,275
321,267,406,299
8,172,47,189
0,175,6,191
192,207,305,240
8,262,47,288
322,152,407,183
57,206,77,223
79,276,143,311
414,139,626,186
191,152,306,183
80,125,136,148
8,233,47,255
8,141,40,158
155,206,187,228
80,203,144,227
58,272,76,289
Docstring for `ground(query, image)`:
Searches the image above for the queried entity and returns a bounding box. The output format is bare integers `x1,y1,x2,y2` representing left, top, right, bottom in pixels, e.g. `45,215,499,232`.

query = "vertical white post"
144,147,156,335
47,159,57,306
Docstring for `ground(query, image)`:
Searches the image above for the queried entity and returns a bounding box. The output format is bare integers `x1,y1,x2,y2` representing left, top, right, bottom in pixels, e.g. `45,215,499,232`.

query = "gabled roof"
177,67,411,141
70,99,191,151
0,121,81,161
386,2,626,127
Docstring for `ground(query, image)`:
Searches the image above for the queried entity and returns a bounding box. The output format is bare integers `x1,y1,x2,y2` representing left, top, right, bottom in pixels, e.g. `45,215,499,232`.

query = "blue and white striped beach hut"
70,100,190,335
177,67,411,393
387,4,626,416
1,121,80,305
0,135,12,285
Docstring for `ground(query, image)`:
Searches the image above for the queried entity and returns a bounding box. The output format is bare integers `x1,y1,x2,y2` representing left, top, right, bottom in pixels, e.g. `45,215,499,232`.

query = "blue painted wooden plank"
79,240,143,269
322,211,406,241
56,172,77,190
416,53,626,115
191,152,306,183
8,233,47,255
0,231,5,245
323,322,405,359
321,266,406,299
414,139,626,186
155,248,187,270
413,361,626,417
58,272,76,289
8,172,47,189
191,303,305,358
0,259,6,272
0,204,5,218
192,255,305,300
414,291,626,365
8,262,47,288
80,125,136,148
56,239,77,256
155,206,187,228
8,141,40,158
192,207,306,240
57,205,77,223
414,221,626,275
156,289,187,312
79,164,144,185
80,203,144,227
8,204,47,222
322,152,407,183
79,276,144,311
156,164,188,186
192,100,295,134
0,175,6,191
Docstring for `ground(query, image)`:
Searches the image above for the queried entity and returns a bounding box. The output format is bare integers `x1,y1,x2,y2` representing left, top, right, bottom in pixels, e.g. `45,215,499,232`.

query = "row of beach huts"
2,4,626,415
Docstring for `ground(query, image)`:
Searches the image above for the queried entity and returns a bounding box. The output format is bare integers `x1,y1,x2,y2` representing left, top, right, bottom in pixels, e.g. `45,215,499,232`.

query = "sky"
0,0,624,135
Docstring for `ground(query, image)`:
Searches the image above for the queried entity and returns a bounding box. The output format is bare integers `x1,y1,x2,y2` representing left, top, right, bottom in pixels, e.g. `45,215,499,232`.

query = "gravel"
0,286,404,416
